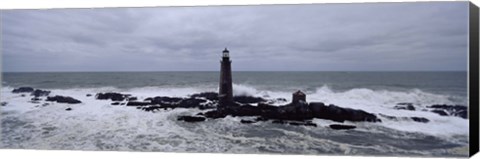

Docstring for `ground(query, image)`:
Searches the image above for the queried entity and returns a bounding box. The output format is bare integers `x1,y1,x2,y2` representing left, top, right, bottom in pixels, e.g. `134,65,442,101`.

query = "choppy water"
0,71,469,157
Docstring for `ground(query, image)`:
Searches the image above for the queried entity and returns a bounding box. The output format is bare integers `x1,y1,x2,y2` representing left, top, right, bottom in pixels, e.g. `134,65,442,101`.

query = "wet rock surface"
410,117,429,123
427,104,467,119
12,87,34,93
46,96,82,104
96,92,131,101
329,124,356,130
177,116,206,122
201,101,380,125
31,89,51,97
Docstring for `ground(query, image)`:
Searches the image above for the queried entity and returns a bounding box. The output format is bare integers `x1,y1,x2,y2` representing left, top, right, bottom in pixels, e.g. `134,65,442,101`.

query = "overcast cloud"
1,2,469,72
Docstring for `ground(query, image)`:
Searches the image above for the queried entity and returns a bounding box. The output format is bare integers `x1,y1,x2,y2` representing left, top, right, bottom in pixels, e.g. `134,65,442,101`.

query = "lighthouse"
218,48,233,109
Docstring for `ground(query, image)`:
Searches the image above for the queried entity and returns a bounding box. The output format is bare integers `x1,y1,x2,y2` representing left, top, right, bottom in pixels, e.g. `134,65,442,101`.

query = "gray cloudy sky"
1,2,469,72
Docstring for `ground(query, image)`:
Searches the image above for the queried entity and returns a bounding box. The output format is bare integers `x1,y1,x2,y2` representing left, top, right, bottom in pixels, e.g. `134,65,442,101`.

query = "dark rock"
276,98,287,102
190,92,219,101
304,122,317,127
240,119,256,124
394,103,415,111
177,116,206,122
127,97,138,101
46,96,82,104
427,104,467,119
255,116,269,122
329,124,356,130
411,117,429,123
202,101,380,124
177,98,207,108
12,87,34,93
147,96,183,105
198,102,217,110
20,94,26,97
233,95,266,104
31,97,41,101
225,105,263,117
42,103,49,107
1,102,7,106
96,92,130,101
309,102,380,122
31,89,51,97
126,101,151,106
259,102,313,121
203,110,227,119
65,108,72,111
111,102,121,106
86,94,92,97
430,110,448,116
141,106,163,112
272,120,286,124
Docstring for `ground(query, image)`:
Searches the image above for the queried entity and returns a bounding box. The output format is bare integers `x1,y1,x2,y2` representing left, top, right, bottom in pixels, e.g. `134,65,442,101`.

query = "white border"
0,0,478,159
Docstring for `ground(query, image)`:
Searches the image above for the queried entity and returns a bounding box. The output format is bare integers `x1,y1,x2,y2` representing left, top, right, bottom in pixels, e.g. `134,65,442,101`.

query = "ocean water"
0,71,469,157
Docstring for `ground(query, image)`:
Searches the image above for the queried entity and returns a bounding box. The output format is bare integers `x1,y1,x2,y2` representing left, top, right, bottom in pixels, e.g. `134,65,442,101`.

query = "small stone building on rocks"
292,90,306,104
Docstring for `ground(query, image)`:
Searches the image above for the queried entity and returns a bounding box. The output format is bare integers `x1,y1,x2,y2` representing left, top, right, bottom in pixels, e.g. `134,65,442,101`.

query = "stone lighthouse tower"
218,48,233,109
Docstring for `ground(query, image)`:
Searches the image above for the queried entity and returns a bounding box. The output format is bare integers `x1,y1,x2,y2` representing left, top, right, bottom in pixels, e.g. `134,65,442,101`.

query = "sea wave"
0,84,469,140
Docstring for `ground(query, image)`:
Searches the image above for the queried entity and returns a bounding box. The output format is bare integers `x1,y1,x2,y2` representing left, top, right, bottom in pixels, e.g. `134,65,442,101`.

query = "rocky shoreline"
8,86,469,130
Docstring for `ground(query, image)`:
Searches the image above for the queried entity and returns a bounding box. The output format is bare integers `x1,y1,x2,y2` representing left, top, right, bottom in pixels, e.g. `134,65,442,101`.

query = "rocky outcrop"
233,96,266,104
330,124,356,130
177,116,206,122
12,87,51,97
96,92,131,101
1,102,7,106
394,103,415,111
97,92,274,112
202,102,380,124
46,96,82,104
240,119,256,124
126,101,151,106
127,97,138,101
410,117,429,123
31,89,51,97
146,96,183,104
12,87,34,93
177,98,207,108
309,102,380,122
427,104,467,119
